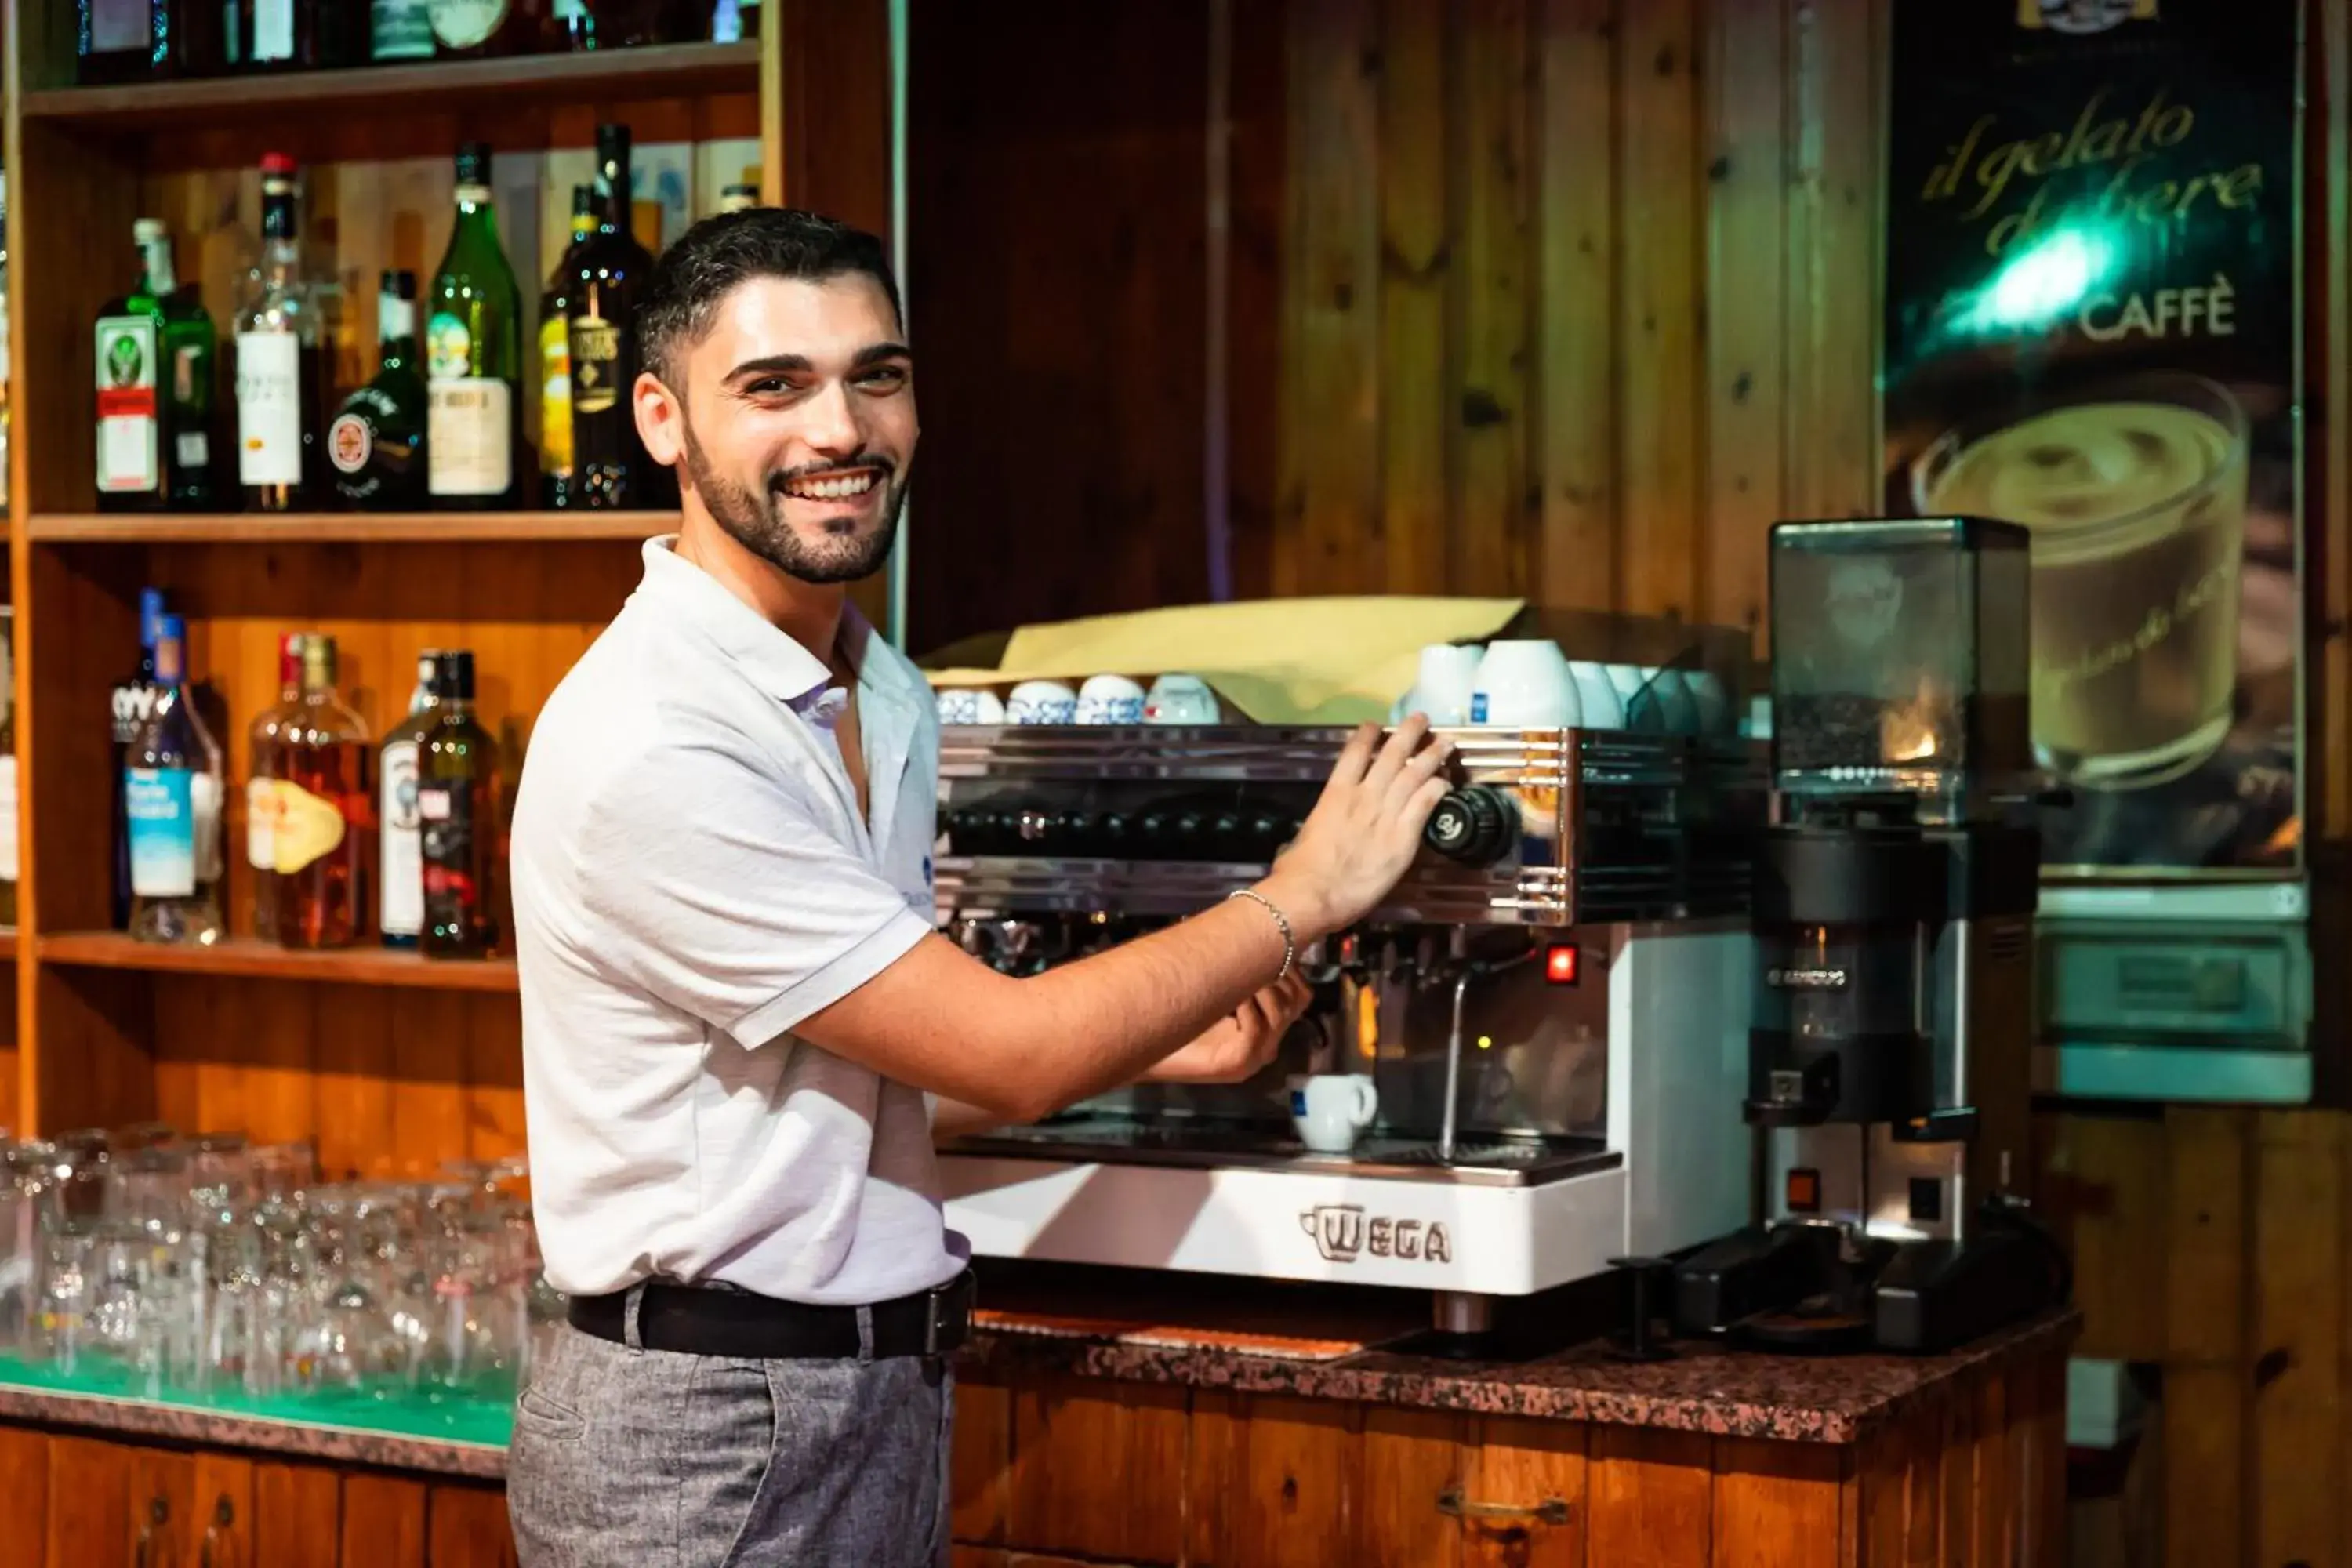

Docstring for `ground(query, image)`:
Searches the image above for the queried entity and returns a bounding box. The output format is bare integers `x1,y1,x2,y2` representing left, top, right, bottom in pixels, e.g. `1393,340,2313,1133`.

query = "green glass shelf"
0,1353,514,1448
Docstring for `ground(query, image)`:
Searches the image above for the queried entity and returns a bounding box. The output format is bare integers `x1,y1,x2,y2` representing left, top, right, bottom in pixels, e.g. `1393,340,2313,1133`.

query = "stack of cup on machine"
1392,643,1736,735
936,672,1225,727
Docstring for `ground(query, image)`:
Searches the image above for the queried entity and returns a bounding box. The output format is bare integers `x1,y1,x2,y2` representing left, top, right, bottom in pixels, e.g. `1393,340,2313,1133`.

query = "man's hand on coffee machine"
1259,717,1454,939
1141,972,1313,1083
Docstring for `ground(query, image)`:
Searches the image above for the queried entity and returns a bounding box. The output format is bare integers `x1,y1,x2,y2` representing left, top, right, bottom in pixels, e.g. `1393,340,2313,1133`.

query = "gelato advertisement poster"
1881,0,2303,876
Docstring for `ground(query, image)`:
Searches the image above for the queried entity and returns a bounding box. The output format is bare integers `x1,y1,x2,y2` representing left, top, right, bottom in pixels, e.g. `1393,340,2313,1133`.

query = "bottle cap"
416,648,443,685
139,589,167,649
455,141,492,187
132,218,167,242
595,123,632,159
301,634,338,691
278,632,307,683
434,649,477,703
260,152,297,176
380,268,416,297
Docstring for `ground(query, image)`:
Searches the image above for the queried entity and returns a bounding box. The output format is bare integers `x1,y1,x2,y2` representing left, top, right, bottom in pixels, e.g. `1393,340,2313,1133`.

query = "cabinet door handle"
1436,1486,1573,1526
200,1492,235,1568
135,1494,171,1568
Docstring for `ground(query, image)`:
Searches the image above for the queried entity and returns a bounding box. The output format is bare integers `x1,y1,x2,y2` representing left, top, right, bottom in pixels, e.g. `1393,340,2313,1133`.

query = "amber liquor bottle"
564,123,673,508
417,651,499,957
245,630,307,942
270,634,372,949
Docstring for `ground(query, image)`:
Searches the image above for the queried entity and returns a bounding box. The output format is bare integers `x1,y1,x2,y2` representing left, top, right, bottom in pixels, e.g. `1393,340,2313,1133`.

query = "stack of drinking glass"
0,1126,563,1419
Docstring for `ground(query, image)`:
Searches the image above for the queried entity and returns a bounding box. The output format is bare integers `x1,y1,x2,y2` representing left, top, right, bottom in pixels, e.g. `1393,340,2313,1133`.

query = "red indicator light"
1786,1168,1821,1213
1544,944,1579,985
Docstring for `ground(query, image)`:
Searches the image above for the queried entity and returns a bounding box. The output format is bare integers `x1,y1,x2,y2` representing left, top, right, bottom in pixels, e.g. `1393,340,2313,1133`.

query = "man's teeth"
785,471,878,499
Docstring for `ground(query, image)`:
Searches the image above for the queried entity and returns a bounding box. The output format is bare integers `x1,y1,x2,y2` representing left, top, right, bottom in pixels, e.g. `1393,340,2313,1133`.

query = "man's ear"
633,372,684,468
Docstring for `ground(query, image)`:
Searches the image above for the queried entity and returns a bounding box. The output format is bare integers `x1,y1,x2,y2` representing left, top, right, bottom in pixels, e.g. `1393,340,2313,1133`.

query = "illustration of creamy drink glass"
1913,373,2247,790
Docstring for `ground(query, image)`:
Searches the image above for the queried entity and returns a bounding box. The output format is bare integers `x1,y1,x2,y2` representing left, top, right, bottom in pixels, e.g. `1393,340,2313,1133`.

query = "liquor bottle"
566,124,671,510
125,614,224,946
245,632,306,942
231,0,364,70
537,186,596,508
330,270,429,509
370,0,436,59
78,0,162,82
426,0,542,58
426,145,522,509
93,220,219,510
270,635,371,949
0,607,18,929
236,154,329,512
557,0,690,48
416,651,499,957
711,0,759,42
378,649,443,949
111,588,169,930
718,183,758,215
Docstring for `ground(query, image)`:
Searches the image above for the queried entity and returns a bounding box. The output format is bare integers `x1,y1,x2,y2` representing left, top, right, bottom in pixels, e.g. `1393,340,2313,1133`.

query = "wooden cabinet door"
125,1444,195,1568
251,1461,340,1568
45,1434,136,1568
424,1483,516,1568
186,1451,256,1568
0,1427,49,1566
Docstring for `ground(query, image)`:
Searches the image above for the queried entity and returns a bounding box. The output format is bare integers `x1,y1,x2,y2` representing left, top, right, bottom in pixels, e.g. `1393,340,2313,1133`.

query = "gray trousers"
507,1308,955,1566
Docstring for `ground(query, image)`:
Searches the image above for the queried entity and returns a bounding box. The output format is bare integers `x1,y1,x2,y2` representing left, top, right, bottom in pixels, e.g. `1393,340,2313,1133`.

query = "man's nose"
800,379,862,454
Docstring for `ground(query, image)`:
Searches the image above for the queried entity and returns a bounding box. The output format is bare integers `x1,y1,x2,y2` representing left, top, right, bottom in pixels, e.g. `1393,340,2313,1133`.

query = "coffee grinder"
1670,517,2069,1353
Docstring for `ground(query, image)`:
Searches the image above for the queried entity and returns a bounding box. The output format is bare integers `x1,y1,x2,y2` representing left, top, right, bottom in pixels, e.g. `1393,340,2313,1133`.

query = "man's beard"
678,416,907,586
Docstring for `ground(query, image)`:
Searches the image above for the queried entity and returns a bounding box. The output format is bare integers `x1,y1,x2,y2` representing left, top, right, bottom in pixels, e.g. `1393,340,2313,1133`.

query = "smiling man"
504,209,1451,1566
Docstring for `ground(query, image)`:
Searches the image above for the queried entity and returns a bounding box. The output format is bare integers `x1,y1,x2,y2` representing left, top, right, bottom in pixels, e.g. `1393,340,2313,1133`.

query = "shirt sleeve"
572,737,934,1045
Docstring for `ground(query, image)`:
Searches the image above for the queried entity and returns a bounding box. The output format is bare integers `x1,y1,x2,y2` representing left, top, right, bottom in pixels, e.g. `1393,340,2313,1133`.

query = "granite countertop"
0,1294,2079,1472
960,1307,2082,1445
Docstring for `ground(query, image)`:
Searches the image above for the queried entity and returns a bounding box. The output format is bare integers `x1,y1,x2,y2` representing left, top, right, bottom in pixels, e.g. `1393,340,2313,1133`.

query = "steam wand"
1436,935,1539,1163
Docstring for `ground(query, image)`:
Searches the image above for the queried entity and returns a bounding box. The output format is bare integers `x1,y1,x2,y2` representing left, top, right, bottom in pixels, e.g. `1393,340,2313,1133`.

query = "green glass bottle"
330,269,429,509
426,142,521,510
96,218,216,511
417,650,500,959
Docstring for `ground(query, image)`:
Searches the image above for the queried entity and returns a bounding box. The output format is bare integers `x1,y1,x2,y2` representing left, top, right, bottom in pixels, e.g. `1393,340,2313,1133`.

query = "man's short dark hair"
638,207,903,385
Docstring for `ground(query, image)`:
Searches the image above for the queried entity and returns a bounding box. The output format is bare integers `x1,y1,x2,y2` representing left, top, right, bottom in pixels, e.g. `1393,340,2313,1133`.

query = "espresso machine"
1670,517,2070,1353
929,710,1769,1331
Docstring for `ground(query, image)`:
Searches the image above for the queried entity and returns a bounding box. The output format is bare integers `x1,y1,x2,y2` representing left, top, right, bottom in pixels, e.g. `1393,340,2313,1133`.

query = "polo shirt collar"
637,535,849,710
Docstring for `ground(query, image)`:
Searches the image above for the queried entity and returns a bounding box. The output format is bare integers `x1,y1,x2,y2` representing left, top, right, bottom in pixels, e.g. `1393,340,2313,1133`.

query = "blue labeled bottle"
110,587,168,929
125,614,224,946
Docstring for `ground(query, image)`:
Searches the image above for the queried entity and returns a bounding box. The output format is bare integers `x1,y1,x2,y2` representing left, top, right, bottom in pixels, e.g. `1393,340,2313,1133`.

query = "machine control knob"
1424,785,1517,866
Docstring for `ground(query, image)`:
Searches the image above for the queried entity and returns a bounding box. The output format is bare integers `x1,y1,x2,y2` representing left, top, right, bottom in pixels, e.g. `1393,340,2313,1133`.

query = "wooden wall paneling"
0,1425,48,1567
1587,1427,1712,1567
2255,1111,2346,1568
1613,0,1700,620
950,1375,1011,1548
188,1449,256,1568
252,1459,342,1568
1376,0,1450,598
315,979,397,1179
1222,0,1290,607
426,1482,520,1568
464,996,527,1163
1971,1367,2013,1568
1700,0,1787,642
1276,0,1382,597
2042,1111,2169,1364
1356,1406,1463,1568
1856,1403,1942,1566
1709,1436,1844,1568
1532,0,1617,615
389,990,473,1178
1189,1391,1363,1568
1780,0,1880,522
1933,1392,1976,1568
340,1472,430,1568
45,1432,136,1568
1449,0,1535,600
2163,1107,2254,1568
1005,1374,1187,1563
1460,1415,1588,1568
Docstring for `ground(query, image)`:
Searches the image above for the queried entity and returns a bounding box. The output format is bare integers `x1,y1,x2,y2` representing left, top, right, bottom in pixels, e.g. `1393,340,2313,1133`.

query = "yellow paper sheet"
923,596,1526,722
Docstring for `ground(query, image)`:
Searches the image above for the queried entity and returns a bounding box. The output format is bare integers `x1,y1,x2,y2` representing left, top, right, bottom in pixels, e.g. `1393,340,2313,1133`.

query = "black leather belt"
568,1269,978,1359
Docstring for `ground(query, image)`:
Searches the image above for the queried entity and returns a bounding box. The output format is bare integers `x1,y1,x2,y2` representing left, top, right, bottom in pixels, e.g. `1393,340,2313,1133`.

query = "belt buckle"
924,1270,974,1356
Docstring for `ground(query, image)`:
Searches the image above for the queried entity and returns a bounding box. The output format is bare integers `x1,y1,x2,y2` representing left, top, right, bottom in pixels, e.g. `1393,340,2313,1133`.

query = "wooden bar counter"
0,1265,2074,1568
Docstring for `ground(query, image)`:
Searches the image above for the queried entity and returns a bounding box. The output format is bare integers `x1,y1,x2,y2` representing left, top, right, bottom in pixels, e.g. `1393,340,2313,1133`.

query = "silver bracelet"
1227,888,1295,982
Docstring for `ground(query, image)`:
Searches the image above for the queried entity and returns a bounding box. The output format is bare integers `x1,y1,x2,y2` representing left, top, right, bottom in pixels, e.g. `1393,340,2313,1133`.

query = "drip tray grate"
942,1117,1621,1188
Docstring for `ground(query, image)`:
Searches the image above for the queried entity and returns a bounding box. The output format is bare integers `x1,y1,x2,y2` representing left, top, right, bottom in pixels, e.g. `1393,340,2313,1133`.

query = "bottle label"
176,431,209,470
235,332,304,486
0,757,19,885
274,782,347,874
569,315,621,416
112,681,158,746
194,770,223,884
89,0,147,52
419,781,479,935
253,0,295,61
126,767,198,898
245,775,279,870
429,0,510,49
328,411,374,475
372,0,437,60
428,379,513,495
539,315,573,477
96,316,160,495
381,739,423,937
426,311,471,379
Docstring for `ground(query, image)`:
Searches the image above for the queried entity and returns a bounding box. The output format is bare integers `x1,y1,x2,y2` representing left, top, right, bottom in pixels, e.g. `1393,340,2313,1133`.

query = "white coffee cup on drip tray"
1290,1073,1379,1155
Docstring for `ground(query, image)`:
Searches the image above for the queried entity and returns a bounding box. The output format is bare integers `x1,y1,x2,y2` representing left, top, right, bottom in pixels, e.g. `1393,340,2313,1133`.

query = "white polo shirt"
511,535,964,1305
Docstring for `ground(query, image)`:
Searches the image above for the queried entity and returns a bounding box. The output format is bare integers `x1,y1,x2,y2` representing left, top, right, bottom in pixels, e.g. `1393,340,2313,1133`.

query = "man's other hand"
1141,971,1314,1083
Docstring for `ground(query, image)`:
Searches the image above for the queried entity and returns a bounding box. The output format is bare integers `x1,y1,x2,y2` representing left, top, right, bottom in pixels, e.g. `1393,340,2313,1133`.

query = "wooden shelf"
37,933,518,993
20,42,761,132
27,510,673,544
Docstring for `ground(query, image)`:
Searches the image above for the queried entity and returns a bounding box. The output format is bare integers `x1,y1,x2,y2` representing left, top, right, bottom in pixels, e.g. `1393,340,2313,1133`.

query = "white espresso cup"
1006,680,1079,725
1471,640,1578,728
1567,661,1623,729
1290,1073,1379,1154
1409,643,1485,726
1076,673,1147,725
1144,673,1222,724
935,687,991,725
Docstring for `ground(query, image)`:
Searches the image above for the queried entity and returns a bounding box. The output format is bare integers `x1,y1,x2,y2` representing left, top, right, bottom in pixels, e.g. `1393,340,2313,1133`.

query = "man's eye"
746,378,795,396
857,368,908,391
